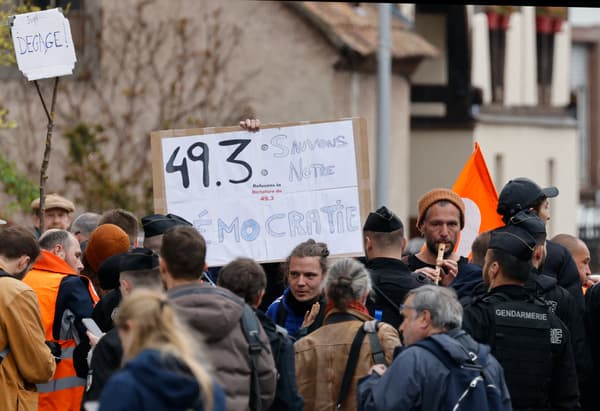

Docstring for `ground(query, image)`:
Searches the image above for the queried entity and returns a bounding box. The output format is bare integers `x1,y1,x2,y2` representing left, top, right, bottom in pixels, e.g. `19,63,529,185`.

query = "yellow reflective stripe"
36,376,86,392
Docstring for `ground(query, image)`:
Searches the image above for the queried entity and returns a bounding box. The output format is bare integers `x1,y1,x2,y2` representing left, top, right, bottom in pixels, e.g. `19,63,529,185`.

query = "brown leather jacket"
294,308,400,411
0,274,56,411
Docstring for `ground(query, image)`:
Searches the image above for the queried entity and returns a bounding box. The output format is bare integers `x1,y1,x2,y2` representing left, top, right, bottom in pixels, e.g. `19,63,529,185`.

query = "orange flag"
452,142,504,258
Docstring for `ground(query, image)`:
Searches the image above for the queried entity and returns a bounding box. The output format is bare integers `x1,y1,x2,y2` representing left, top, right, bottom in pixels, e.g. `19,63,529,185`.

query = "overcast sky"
570,7,600,26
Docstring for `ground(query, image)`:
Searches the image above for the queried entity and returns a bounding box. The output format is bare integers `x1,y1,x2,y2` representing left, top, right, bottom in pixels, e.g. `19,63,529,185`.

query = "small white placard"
10,8,77,81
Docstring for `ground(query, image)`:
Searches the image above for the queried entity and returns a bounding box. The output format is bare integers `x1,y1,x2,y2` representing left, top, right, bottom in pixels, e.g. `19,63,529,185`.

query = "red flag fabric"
452,142,504,258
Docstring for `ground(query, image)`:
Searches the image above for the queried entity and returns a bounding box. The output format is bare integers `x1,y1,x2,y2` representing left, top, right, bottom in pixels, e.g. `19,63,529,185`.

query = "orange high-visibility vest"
24,250,99,411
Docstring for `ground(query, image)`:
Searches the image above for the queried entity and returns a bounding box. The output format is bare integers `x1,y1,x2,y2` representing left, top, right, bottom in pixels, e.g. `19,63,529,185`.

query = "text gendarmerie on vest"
495,309,548,321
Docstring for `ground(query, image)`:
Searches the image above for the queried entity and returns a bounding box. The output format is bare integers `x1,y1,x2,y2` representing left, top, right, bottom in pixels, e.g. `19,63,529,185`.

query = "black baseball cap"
497,178,558,218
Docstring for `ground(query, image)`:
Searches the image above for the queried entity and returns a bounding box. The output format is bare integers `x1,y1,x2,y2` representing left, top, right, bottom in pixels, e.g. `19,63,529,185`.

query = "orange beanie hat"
85,223,130,273
416,188,465,229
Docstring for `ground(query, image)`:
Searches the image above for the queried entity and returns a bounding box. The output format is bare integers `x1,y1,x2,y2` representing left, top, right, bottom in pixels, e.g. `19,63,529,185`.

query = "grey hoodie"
167,283,277,411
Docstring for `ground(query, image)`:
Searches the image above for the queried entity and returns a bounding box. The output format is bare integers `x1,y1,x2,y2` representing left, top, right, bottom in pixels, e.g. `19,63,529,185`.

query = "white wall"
475,121,578,236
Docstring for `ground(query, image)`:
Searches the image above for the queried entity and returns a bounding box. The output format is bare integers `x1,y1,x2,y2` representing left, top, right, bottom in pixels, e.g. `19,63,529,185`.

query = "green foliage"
0,152,38,215
0,107,16,129
63,122,152,213
0,0,40,66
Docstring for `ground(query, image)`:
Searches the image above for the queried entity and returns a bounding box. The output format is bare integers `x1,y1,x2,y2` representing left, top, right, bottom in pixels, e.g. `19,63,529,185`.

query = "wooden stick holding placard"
9,8,77,234
34,77,60,233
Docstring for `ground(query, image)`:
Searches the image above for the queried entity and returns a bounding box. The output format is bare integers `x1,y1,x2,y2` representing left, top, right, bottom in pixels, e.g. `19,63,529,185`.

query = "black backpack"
412,332,509,411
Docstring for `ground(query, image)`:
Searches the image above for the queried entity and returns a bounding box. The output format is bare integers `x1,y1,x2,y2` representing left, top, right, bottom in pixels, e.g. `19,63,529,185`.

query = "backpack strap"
413,335,483,370
336,320,387,408
371,283,400,313
412,337,457,369
363,320,386,365
241,303,264,411
336,325,368,408
275,299,287,327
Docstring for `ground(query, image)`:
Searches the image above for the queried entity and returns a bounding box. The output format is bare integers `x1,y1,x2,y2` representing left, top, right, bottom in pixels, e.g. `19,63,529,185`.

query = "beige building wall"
409,130,474,217
411,13,447,85
0,0,412,224
475,121,578,236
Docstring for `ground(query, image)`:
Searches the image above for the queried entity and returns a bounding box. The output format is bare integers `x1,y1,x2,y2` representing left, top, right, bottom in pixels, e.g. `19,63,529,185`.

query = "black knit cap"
141,213,192,238
97,247,159,290
489,225,537,262
507,210,546,244
363,206,403,233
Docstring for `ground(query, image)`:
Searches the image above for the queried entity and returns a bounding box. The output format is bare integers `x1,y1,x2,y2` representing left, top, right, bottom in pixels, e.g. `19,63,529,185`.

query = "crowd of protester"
0,124,598,411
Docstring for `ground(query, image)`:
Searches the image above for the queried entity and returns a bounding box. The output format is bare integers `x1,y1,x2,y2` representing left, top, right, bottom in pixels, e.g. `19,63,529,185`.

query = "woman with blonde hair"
294,258,401,410
98,289,225,411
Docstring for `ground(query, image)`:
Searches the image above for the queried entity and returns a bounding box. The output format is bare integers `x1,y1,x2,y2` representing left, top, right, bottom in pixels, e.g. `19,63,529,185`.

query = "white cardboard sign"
151,118,371,267
10,8,77,81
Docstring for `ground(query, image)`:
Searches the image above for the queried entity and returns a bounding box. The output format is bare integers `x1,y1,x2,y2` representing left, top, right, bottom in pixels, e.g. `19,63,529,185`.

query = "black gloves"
45,341,62,364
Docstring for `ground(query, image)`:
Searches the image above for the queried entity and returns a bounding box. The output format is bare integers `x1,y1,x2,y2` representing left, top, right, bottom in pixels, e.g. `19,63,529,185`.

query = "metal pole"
376,3,391,208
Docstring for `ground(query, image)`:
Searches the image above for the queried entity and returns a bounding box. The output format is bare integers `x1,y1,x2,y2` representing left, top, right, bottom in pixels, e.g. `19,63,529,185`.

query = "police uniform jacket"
525,271,592,402
543,240,584,309
584,283,600,405
365,257,429,329
463,284,579,411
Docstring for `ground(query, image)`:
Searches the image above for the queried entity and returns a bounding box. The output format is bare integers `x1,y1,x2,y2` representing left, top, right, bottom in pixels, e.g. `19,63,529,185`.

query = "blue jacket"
98,349,225,411
356,332,511,411
450,262,483,300
266,288,305,338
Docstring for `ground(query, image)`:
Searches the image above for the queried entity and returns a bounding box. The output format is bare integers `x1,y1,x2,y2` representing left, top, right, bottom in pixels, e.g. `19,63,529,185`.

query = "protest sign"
151,118,371,266
10,8,77,81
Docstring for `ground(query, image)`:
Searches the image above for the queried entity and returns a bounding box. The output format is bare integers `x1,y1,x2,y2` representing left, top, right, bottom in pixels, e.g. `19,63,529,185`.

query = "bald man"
552,234,595,290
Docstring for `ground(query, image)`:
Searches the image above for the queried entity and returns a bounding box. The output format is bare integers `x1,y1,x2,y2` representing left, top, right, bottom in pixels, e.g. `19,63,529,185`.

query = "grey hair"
325,258,372,310
39,229,75,251
70,212,101,238
406,285,462,330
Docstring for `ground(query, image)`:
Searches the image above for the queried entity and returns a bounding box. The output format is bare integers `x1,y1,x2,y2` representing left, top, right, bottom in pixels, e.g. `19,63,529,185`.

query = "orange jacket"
24,250,98,411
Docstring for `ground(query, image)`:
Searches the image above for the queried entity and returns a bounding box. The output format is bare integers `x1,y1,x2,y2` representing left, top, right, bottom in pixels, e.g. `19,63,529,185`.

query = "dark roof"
289,2,438,61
